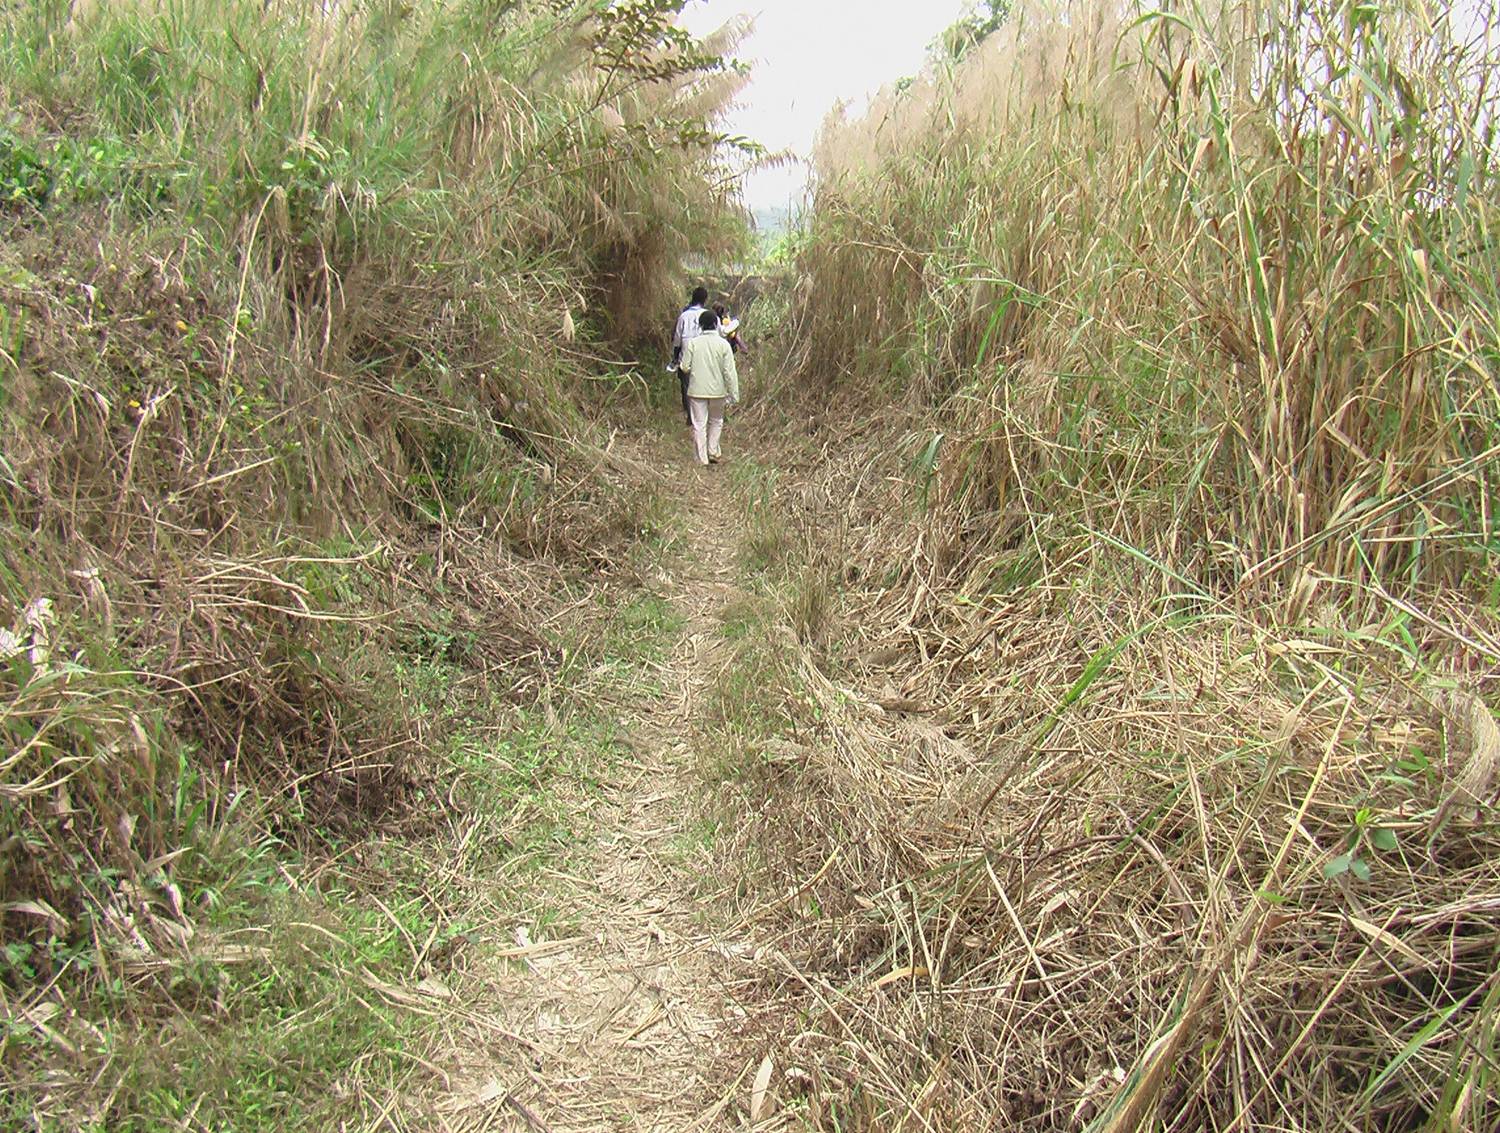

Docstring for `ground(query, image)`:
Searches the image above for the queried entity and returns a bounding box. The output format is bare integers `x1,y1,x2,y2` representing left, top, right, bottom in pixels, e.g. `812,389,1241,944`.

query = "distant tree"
886,1,1013,99
935,0,1013,63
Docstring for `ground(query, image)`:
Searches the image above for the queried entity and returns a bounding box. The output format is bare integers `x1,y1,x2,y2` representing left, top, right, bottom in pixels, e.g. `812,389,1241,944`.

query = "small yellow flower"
129,399,141,409
174,319,188,332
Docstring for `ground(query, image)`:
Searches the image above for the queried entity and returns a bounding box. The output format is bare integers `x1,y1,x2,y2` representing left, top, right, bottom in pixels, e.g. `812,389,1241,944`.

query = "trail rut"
426,430,774,1133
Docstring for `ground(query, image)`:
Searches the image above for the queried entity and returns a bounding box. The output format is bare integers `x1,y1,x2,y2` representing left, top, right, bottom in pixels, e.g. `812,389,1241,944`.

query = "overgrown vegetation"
11,0,1500,1127
793,0,1498,601
1,0,748,1126
731,0,1500,1129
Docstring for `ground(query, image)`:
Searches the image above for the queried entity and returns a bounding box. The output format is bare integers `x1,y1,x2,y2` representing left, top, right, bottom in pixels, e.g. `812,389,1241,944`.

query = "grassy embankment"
717,1,1500,1129
0,2,747,1128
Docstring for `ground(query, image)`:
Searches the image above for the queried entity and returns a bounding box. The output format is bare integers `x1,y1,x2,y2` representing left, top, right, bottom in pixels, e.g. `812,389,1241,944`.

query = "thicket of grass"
791,0,1499,603
1,1,748,1126
733,1,1500,1129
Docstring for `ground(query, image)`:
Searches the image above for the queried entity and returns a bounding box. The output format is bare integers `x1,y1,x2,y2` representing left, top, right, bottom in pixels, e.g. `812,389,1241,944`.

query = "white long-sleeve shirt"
672,304,706,351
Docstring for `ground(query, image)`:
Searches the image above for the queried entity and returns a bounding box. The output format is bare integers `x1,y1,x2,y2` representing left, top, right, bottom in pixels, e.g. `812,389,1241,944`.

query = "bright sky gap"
679,0,973,211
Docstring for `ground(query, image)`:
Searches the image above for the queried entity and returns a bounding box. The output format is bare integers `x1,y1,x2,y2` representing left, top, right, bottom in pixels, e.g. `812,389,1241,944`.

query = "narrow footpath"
428,429,777,1133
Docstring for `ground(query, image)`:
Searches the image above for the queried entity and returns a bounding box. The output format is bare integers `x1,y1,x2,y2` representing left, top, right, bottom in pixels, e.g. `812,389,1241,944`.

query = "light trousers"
687,396,725,465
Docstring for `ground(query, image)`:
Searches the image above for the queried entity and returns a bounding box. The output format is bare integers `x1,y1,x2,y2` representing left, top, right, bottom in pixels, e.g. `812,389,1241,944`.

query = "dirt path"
428,431,774,1133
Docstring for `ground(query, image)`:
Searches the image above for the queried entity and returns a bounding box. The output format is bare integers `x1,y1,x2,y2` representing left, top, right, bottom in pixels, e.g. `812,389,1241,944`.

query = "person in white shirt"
678,309,741,466
669,286,709,424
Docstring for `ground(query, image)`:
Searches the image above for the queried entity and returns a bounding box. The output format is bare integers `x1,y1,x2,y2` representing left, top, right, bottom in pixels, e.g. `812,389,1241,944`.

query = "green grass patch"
600,591,687,667
3,840,436,1133
727,459,790,575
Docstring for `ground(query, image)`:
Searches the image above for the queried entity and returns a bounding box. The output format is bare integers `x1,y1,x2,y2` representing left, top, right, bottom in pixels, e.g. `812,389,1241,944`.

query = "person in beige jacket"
678,309,740,466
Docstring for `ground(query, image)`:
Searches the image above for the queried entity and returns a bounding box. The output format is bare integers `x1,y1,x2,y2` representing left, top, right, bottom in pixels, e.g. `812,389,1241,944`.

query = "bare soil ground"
416,427,782,1133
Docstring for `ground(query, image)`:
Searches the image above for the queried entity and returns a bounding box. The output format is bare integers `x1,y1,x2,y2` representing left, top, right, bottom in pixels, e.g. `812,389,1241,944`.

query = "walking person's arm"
724,347,740,406
668,311,684,370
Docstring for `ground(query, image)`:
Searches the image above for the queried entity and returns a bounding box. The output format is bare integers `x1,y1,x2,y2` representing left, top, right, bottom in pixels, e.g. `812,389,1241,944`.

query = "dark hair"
698,309,718,331
713,303,726,319
691,286,709,306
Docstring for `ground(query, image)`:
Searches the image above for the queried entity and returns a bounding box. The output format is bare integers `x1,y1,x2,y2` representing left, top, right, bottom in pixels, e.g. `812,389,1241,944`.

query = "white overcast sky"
678,0,972,210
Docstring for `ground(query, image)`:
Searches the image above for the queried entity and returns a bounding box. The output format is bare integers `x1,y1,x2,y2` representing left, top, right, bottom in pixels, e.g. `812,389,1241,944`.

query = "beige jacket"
680,331,740,402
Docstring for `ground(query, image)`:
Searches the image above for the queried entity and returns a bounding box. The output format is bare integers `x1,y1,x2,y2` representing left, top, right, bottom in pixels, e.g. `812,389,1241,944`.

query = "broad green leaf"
1369,827,1399,852
1323,853,1352,879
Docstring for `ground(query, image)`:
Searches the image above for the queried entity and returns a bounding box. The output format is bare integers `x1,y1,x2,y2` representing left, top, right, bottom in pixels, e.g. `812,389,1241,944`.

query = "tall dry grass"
0,0,749,1044
789,0,1499,603
730,1,1500,1128
721,411,1500,1132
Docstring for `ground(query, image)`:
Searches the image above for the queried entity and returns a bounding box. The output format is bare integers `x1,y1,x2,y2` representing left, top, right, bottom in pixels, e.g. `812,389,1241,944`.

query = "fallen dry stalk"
717,410,1500,1131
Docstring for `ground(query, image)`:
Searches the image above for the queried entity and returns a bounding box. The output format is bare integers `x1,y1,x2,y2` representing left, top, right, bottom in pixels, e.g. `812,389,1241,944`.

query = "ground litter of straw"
416,430,785,1133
